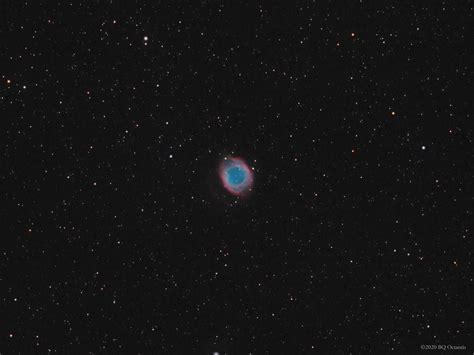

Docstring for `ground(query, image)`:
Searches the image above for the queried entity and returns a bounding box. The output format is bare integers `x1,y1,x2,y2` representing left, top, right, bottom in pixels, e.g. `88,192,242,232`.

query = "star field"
1,1,473,353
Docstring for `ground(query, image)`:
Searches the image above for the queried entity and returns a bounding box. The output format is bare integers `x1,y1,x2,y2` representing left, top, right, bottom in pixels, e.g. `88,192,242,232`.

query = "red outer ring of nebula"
218,157,254,196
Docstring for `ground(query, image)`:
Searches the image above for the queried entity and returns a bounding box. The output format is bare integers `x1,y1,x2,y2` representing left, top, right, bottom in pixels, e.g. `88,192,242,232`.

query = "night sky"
1,1,473,353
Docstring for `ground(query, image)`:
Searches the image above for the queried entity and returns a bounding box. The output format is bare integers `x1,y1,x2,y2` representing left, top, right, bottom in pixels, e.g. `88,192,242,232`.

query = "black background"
1,1,473,353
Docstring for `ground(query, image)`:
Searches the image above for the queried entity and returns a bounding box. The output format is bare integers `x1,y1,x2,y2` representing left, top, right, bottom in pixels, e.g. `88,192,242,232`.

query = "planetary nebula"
219,157,253,195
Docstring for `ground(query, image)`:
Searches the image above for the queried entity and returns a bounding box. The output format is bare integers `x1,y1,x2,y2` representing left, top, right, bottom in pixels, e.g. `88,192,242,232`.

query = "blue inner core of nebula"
226,166,246,186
